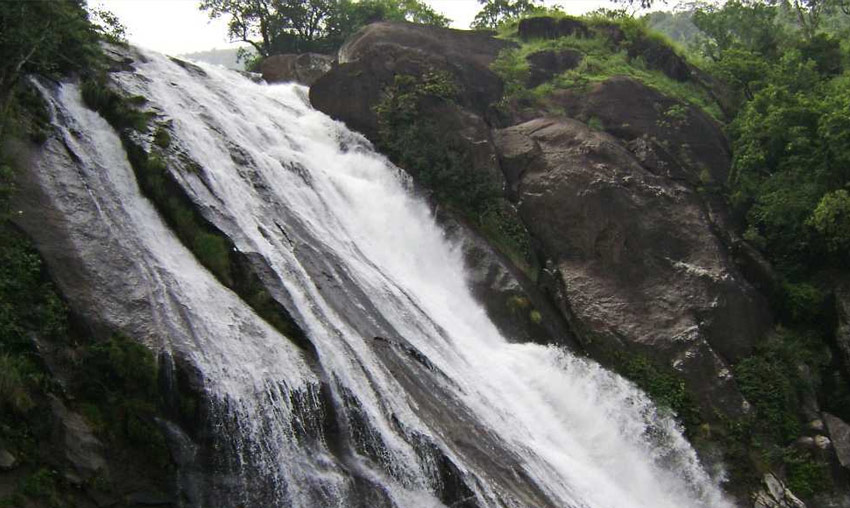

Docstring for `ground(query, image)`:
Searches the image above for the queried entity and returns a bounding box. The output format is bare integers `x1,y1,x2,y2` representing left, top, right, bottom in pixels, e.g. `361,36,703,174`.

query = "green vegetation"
611,351,701,431
470,0,544,29
0,208,173,506
490,13,724,120
374,72,535,273
483,1,850,498
200,0,449,67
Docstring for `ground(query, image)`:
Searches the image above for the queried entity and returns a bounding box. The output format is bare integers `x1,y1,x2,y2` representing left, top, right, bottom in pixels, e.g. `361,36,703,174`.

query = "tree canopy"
200,0,450,59
470,0,544,29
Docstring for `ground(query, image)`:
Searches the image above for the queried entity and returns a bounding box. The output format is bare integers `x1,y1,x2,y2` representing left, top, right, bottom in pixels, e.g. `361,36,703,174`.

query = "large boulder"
518,16,591,40
753,473,807,508
260,53,334,86
495,117,771,418
49,396,106,483
549,76,731,187
310,21,513,139
824,413,850,470
525,49,583,87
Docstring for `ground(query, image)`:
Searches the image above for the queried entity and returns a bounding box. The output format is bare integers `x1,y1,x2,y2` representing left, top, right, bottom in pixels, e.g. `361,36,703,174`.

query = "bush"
733,328,826,445
808,189,850,254
611,351,701,431
375,72,534,270
0,354,36,414
784,449,832,499
490,16,723,120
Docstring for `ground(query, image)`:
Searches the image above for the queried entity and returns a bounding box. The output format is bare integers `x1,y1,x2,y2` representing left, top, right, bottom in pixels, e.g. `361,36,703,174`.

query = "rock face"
526,49,583,87
0,449,16,471
753,473,807,508
308,20,776,422
440,214,576,347
550,76,730,186
49,395,107,482
518,16,591,40
824,413,850,470
260,53,334,86
310,21,513,138
495,117,770,417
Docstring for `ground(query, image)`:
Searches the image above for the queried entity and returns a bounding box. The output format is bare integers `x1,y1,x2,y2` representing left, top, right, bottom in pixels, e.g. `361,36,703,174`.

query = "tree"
692,0,783,61
0,0,112,138
809,189,850,254
470,0,544,29
200,0,449,58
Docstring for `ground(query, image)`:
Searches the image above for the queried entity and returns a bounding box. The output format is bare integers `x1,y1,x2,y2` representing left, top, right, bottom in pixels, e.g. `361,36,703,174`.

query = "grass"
491,14,724,121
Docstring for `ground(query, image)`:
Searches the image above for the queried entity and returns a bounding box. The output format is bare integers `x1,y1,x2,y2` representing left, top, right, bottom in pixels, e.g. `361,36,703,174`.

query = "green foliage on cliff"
0,220,172,505
374,71,535,272
611,352,701,430
471,0,544,29
0,0,125,139
491,13,723,120
201,0,448,64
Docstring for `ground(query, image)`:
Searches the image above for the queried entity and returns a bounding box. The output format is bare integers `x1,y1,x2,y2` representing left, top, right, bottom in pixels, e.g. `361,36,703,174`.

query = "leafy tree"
808,189,850,253
200,0,449,58
643,10,701,45
470,0,544,29
692,0,783,61
1,0,98,132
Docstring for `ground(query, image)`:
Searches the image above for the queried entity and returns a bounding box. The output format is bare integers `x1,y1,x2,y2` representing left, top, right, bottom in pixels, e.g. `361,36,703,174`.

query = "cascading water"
25,47,735,508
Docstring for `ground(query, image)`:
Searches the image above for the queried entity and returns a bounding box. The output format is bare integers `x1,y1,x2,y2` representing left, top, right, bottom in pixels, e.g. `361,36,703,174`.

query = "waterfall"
27,49,734,508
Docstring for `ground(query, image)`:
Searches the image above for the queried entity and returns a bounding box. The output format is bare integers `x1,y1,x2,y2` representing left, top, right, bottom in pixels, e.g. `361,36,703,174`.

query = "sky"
96,0,620,55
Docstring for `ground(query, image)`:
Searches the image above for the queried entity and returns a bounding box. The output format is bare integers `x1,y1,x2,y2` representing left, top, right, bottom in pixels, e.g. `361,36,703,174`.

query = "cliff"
307,17,850,506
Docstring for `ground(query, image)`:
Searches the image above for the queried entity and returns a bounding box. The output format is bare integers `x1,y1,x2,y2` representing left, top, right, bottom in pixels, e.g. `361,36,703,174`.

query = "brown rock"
310,21,513,139
49,395,106,480
525,49,583,87
824,413,850,470
495,117,770,418
0,449,16,470
753,473,807,508
260,53,334,86
627,36,692,82
551,76,730,187
518,16,591,40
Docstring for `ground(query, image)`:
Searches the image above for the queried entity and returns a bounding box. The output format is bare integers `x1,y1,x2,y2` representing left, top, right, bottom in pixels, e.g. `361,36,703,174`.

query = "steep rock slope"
309,20,770,423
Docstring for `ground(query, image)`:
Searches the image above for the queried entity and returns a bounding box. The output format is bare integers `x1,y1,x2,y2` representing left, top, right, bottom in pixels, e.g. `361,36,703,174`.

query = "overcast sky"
97,0,621,55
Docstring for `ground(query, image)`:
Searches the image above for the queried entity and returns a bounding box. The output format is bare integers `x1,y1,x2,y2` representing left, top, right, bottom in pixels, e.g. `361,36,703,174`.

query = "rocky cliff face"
303,19,850,505
308,20,771,425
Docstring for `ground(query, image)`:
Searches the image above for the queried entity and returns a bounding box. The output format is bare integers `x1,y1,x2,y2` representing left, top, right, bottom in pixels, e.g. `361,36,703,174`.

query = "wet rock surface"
495,117,770,417
753,473,807,508
825,413,850,470
260,53,334,86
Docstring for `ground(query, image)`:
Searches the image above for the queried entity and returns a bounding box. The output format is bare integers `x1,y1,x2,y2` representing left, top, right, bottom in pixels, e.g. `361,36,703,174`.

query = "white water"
36,50,734,508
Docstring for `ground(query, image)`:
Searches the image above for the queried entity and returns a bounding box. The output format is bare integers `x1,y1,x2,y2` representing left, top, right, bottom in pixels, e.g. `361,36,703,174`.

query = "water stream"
29,50,734,508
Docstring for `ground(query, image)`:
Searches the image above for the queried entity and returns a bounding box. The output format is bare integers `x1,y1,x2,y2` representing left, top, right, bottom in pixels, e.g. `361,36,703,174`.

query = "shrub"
375,72,535,271
808,189,850,254
612,351,701,431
